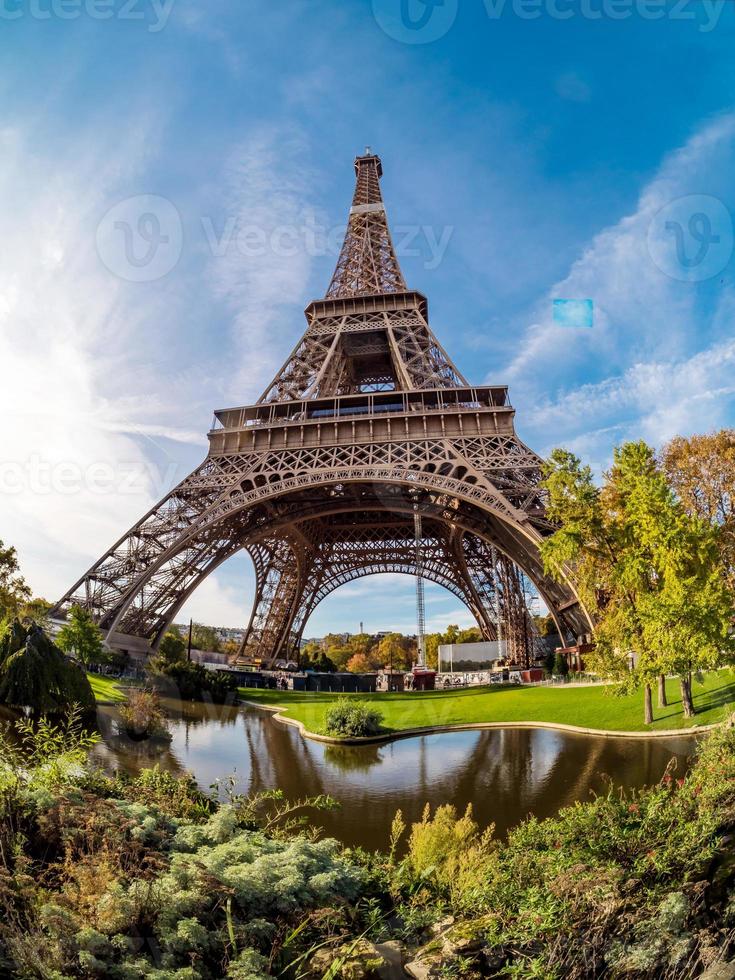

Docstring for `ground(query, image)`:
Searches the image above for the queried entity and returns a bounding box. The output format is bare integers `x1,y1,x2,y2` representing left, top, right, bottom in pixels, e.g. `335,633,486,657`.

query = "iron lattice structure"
54,152,591,666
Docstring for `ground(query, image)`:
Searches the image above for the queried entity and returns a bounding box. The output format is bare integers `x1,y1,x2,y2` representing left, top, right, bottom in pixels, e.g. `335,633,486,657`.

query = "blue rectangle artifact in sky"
553,299,594,328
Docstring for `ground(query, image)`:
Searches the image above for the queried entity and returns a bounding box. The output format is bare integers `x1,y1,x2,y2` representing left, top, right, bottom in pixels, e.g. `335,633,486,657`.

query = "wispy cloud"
0,105,216,602
206,127,325,403
503,113,735,464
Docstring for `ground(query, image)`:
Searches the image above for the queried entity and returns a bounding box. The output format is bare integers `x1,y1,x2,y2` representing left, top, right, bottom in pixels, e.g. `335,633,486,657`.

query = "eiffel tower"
53,152,590,665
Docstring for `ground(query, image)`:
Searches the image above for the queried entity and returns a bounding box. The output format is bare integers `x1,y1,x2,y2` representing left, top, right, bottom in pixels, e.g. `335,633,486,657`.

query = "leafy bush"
324,698,383,737
0,707,99,795
387,722,735,976
0,718,365,980
115,765,214,821
400,803,493,908
117,689,171,741
4,704,735,979
150,654,239,704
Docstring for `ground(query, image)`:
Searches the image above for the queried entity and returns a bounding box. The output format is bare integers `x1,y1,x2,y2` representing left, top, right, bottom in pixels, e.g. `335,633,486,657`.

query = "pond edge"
239,700,718,745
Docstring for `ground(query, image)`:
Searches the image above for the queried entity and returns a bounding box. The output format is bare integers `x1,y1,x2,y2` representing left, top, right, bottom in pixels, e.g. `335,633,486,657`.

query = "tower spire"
326,151,407,299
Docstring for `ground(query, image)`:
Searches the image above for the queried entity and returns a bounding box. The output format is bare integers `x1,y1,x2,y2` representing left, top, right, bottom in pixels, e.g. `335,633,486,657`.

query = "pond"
88,699,695,850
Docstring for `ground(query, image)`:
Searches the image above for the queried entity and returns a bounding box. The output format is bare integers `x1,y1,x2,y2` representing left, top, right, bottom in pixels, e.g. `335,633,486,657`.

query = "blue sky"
3,0,735,634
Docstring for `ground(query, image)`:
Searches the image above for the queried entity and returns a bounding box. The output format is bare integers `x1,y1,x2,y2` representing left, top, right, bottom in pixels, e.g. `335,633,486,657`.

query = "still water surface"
92,699,695,850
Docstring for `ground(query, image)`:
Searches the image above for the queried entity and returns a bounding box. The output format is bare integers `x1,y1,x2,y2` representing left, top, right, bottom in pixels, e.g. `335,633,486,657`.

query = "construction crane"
413,502,426,668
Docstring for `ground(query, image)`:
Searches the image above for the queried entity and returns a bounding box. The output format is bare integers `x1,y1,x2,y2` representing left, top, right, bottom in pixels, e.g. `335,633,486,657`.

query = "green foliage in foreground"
240,669,735,735
2,714,735,978
324,697,383,737
0,619,94,712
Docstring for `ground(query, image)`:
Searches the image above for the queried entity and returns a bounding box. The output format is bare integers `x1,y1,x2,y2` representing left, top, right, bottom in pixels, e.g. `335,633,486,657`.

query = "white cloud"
177,569,250,629
0,107,339,632
0,115,179,598
504,113,735,463
526,337,735,472
206,127,324,403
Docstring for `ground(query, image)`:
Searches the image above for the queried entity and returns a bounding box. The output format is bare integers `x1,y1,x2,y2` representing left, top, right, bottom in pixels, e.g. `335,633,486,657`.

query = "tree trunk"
658,674,667,708
644,683,653,725
680,674,695,718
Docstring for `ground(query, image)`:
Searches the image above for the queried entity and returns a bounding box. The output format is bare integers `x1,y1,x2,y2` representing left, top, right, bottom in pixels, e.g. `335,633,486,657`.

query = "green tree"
321,634,353,671
20,597,52,627
0,619,94,711
377,632,414,671
661,430,735,588
308,649,336,672
542,442,735,723
443,624,461,645
553,651,569,677
456,627,483,644
299,641,320,671
346,633,373,658
152,630,187,670
190,623,221,652
57,605,107,668
534,614,560,640
0,540,31,621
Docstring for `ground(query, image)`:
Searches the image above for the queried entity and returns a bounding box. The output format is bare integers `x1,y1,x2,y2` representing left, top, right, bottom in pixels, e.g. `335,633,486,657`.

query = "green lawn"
239,670,735,736
87,673,127,704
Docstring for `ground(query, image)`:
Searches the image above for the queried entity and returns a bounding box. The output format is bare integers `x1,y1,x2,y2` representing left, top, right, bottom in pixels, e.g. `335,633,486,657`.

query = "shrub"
117,689,171,742
117,765,214,821
150,658,239,704
387,722,735,975
0,717,366,979
324,698,383,737
397,803,494,912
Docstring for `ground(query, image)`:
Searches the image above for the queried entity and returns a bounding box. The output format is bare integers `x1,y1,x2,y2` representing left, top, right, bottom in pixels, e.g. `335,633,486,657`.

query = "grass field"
239,670,735,736
87,674,127,704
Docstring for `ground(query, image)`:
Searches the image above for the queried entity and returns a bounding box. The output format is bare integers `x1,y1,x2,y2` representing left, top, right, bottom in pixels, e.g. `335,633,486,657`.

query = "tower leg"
237,536,311,667
459,532,534,667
